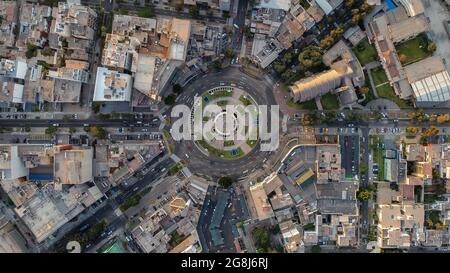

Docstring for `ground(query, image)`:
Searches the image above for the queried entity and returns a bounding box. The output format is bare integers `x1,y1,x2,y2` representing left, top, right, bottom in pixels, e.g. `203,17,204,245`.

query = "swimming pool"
385,0,397,11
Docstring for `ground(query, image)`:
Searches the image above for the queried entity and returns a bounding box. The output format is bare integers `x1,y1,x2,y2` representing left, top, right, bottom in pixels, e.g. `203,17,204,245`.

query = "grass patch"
353,39,378,65
370,67,412,108
287,98,317,110
203,90,233,104
197,140,244,159
371,136,385,181
303,223,315,231
169,231,187,248
223,140,235,147
395,34,431,65
320,93,339,110
120,194,142,212
246,139,257,148
168,162,183,176
239,95,252,106
371,67,389,86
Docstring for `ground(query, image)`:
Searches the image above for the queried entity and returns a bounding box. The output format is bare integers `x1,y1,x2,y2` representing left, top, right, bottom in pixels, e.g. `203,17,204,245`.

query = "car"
376,128,381,134
52,123,59,127
160,168,166,172
133,187,139,192
185,154,189,158
83,123,89,127
152,118,159,122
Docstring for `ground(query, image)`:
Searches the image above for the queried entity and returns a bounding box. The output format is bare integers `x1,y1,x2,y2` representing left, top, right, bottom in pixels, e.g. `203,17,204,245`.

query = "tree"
218,176,233,188
409,110,426,123
367,184,377,192
423,126,439,137
271,225,280,235
164,94,177,105
359,87,369,94
63,115,70,122
436,114,450,124
357,190,371,201
427,42,437,53
419,135,428,146
273,61,287,74
302,114,315,126
299,46,322,69
405,127,420,135
90,126,107,139
25,44,38,59
359,162,368,174
25,127,31,132
45,126,57,136
41,47,55,56
189,5,199,18
69,128,76,134
243,25,253,38
172,83,183,95
252,227,270,252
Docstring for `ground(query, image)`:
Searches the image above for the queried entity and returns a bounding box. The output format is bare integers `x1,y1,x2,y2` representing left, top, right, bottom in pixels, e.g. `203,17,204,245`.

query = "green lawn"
395,34,431,65
246,139,257,148
371,67,389,86
371,136,385,181
320,93,339,110
223,140,234,147
239,95,252,106
370,67,412,108
203,90,233,102
353,39,378,65
197,140,244,159
287,98,317,110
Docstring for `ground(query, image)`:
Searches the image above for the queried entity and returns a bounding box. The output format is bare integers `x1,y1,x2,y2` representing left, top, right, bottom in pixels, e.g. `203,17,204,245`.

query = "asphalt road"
0,116,160,128
230,0,247,53
171,67,278,178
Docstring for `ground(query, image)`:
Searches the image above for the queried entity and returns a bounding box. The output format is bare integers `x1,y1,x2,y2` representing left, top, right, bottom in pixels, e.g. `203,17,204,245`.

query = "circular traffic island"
194,86,259,160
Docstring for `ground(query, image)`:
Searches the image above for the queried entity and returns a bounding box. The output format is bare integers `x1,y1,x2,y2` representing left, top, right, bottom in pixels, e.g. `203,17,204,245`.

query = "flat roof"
134,55,156,96
93,67,132,102
257,0,291,11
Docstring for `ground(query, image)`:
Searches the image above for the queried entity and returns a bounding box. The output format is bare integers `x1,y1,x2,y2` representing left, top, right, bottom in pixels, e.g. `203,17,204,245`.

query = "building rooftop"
316,181,358,215
93,67,132,102
404,57,450,104
102,34,140,72
134,54,156,96
249,182,274,221
389,13,429,43
257,0,292,11
54,146,93,185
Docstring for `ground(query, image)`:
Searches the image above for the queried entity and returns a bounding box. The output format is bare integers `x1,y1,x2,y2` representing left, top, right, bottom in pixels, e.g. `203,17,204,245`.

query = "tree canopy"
299,46,323,69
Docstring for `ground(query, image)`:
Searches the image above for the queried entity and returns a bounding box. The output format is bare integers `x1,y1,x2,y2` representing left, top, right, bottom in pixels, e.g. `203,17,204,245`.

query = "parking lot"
340,135,360,179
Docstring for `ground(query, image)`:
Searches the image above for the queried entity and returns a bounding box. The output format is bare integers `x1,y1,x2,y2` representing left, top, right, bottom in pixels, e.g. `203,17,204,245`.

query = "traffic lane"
116,157,174,204
0,120,161,128
340,135,359,178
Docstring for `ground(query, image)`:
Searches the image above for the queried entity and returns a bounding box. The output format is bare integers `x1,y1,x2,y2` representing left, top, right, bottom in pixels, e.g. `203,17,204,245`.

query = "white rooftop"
93,67,132,102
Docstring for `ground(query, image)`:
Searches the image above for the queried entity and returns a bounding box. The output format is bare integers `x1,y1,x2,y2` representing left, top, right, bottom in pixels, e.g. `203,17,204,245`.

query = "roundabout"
193,86,259,160
170,67,281,178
